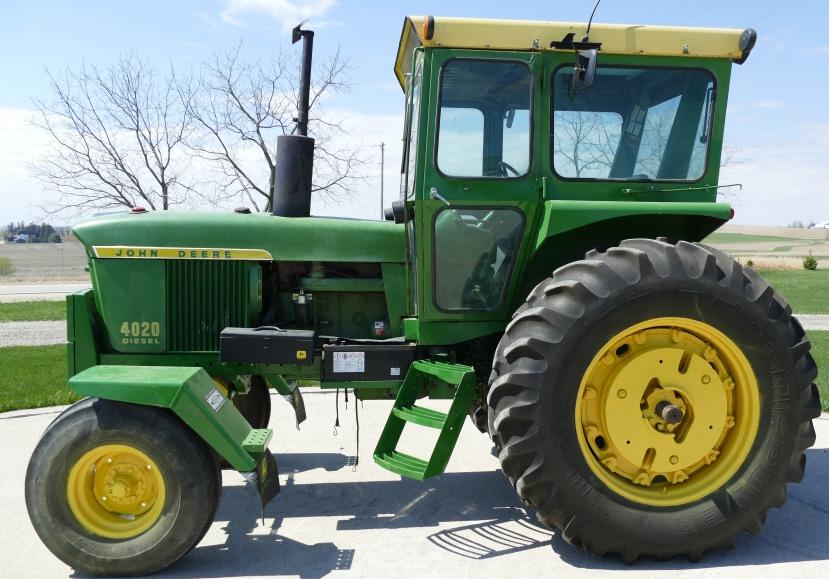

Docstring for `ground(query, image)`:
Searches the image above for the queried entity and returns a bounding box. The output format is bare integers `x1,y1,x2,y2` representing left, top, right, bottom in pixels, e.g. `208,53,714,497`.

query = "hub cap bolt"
617,389,627,399
670,455,679,465
702,375,711,384
656,401,684,424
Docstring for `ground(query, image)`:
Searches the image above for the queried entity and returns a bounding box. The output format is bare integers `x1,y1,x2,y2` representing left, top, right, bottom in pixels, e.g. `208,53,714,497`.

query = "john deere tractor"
25,15,821,575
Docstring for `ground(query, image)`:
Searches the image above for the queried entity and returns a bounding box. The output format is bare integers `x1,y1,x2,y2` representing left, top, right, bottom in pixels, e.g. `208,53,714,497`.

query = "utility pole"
379,142,385,219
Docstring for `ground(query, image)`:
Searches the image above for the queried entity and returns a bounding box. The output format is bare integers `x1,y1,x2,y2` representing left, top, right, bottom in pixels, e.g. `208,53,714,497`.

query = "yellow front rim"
575,317,760,507
67,444,166,539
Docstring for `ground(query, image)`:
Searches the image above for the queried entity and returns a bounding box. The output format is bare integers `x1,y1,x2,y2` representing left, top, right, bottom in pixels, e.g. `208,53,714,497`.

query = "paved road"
2,392,828,578
0,283,90,303
799,315,829,331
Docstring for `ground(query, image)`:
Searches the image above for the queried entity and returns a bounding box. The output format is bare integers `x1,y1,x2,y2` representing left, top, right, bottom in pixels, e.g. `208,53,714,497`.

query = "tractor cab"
392,16,753,337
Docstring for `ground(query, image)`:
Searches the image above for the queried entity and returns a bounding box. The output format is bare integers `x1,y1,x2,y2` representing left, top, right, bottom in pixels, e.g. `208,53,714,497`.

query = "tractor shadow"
164,448,829,577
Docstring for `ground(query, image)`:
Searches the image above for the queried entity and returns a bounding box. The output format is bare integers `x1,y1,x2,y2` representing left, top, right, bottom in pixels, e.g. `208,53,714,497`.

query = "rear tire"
488,239,821,561
25,398,221,576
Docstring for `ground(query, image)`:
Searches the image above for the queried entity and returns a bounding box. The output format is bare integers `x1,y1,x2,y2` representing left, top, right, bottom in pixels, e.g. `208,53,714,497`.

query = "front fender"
69,365,269,471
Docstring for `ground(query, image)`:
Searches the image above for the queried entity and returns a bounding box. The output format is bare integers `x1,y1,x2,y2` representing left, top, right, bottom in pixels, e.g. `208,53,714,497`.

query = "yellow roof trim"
395,16,754,89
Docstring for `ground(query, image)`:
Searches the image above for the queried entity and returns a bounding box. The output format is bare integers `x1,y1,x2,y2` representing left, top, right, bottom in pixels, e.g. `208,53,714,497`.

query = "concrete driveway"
2,392,828,578
0,283,90,303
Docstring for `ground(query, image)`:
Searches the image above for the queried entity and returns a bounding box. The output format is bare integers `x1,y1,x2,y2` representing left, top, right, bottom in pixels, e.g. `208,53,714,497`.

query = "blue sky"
0,0,826,225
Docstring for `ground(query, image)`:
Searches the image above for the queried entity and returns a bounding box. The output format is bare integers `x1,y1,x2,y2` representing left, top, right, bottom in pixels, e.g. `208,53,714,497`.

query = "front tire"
25,398,221,576
488,239,821,561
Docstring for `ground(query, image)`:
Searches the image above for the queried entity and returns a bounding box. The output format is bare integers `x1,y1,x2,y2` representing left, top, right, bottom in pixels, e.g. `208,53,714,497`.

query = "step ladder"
373,360,476,480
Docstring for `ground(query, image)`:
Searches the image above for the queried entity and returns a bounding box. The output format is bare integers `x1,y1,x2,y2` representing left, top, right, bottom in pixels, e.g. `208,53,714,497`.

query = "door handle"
430,187,451,206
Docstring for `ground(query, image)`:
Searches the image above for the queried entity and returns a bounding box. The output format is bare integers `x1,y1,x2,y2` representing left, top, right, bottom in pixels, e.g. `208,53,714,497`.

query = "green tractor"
25,15,821,575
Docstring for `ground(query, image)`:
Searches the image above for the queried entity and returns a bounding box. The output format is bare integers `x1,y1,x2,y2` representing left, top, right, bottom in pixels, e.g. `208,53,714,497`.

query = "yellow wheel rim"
66,444,166,539
575,317,760,507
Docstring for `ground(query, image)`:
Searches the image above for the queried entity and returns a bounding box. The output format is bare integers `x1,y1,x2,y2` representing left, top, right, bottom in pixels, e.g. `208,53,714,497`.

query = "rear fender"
518,202,731,307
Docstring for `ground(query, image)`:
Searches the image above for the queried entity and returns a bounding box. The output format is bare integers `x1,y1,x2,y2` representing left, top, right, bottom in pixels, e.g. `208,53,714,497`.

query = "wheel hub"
576,318,759,506
67,444,165,539
92,452,157,516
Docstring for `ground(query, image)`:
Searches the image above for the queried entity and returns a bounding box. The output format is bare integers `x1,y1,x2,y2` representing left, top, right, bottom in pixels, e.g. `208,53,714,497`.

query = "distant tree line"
4,222,64,243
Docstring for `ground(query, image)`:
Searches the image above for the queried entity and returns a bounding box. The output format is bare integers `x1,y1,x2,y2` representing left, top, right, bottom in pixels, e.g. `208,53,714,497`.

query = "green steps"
242,428,273,454
373,360,476,480
374,451,431,480
392,405,447,428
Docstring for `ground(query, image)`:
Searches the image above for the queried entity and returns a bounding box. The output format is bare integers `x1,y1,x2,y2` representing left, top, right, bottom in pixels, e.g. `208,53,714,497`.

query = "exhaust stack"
273,23,315,218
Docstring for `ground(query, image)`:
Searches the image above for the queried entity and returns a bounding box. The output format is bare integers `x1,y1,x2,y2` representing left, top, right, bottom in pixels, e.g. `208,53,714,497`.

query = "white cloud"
220,0,337,30
752,99,785,109
0,108,57,223
312,108,404,220
721,123,829,225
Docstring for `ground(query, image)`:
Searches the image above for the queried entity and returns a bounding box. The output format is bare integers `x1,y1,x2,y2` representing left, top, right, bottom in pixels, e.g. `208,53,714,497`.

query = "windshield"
552,66,715,181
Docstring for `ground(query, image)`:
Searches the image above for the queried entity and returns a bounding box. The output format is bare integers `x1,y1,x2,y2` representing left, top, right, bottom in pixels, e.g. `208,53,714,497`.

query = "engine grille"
166,260,252,352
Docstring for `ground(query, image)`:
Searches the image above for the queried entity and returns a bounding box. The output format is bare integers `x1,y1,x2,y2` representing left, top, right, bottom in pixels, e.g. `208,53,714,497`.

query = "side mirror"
572,48,598,91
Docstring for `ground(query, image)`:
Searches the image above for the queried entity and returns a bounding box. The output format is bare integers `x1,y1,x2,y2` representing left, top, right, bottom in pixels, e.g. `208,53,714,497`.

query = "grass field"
0,238,87,281
0,301,66,322
758,270,829,314
0,345,80,413
703,226,829,259
808,332,829,410
704,232,812,245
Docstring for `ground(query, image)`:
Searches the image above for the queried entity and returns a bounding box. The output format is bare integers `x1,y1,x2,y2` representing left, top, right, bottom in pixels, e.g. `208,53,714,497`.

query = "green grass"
758,270,829,314
0,300,66,322
808,331,829,410
0,345,80,413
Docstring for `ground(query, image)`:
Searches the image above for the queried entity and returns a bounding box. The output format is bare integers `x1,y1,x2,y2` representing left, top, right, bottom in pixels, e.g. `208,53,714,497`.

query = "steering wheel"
498,161,521,177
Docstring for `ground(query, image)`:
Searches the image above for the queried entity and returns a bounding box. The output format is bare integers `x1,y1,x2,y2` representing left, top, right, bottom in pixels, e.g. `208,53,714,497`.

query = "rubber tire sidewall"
25,398,221,576
544,283,789,551
488,241,817,559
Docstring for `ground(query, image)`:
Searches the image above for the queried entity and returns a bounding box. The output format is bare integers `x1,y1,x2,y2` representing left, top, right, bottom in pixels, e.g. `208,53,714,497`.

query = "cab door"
417,49,542,324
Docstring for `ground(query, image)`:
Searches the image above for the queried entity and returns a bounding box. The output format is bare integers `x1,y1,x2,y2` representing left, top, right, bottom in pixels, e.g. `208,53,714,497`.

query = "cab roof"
394,16,756,89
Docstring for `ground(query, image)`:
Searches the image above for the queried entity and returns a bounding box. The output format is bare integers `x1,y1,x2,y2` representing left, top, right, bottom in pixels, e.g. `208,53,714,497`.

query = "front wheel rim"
575,317,760,507
66,444,166,539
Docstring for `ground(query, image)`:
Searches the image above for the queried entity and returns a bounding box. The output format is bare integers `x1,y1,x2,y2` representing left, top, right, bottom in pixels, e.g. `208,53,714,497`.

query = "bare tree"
183,44,365,212
31,53,194,215
553,111,620,177
554,107,740,181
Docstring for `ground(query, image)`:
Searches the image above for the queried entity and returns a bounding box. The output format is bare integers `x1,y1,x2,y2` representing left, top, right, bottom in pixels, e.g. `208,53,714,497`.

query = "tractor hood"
73,211,405,263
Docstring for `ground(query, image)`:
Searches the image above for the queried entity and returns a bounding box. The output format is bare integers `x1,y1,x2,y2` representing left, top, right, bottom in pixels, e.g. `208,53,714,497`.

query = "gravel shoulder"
0,321,66,347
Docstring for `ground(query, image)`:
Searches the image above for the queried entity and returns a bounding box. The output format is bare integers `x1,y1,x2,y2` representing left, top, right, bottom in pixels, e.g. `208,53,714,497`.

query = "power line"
681,0,729,25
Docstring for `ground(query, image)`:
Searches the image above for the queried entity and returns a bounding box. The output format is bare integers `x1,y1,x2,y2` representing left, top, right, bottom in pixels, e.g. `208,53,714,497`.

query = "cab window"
433,208,523,311
436,59,532,178
553,66,714,181
402,50,423,199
